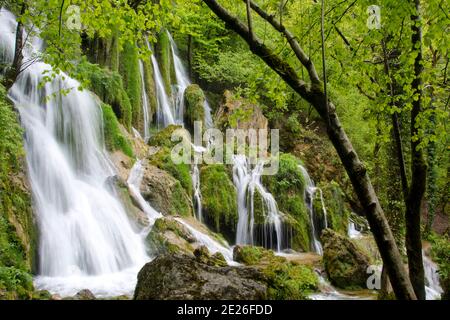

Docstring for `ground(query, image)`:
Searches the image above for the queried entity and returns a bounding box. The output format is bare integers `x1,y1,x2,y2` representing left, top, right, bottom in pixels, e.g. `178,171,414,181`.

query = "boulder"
140,164,193,217
73,289,96,300
321,229,370,289
134,253,267,300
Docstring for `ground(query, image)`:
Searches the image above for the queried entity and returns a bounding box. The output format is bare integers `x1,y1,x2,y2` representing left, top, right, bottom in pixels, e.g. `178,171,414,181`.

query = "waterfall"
138,60,150,142
127,160,163,230
423,252,443,300
1,9,149,297
151,54,175,128
232,155,284,252
174,218,235,264
191,144,206,222
298,165,327,255
168,32,213,128
348,221,362,239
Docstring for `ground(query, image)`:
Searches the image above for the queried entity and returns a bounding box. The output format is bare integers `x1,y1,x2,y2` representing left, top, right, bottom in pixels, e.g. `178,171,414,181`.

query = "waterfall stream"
1,9,150,297
151,54,175,128
138,60,151,142
298,165,327,255
232,155,284,252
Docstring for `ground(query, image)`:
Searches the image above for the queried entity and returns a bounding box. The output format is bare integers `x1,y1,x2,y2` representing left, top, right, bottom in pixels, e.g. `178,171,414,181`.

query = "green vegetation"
75,59,132,129
430,234,450,300
200,165,237,242
184,84,206,129
0,84,35,299
101,104,134,157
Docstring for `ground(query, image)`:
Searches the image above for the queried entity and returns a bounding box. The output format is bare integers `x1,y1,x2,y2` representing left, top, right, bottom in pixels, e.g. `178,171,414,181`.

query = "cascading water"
174,218,235,264
168,32,213,128
191,144,206,222
232,155,284,252
127,160,163,231
1,9,149,297
298,165,327,255
138,60,151,142
423,252,443,300
151,54,175,128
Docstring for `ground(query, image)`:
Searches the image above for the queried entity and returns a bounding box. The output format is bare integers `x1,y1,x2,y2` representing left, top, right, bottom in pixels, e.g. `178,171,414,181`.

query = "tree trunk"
406,0,426,300
2,4,26,90
202,0,417,299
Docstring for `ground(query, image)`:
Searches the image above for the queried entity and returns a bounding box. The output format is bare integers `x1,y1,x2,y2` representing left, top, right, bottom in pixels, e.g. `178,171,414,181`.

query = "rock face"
134,253,267,300
215,90,268,130
140,164,193,217
321,229,370,289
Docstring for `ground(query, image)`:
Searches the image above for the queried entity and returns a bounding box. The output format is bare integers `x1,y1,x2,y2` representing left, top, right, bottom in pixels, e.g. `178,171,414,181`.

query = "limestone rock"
134,253,267,300
321,229,370,289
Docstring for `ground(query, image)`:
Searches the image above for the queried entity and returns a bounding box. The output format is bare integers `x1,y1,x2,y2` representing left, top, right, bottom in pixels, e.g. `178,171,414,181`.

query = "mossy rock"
74,59,132,129
101,104,134,157
184,84,205,131
141,164,193,217
233,245,318,300
155,30,175,94
119,41,142,130
316,181,349,236
149,147,192,197
146,217,195,255
200,164,238,243
263,153,310,251
321,229,370,289
141,56,157,125
194,246,227,267
0,84,36,299
147,124,190,149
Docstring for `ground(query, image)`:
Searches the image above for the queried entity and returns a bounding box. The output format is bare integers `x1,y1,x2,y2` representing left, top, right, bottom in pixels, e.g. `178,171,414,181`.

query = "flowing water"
1,9,150,297
232,155,284,252
298,165,327,255
127,160,163,231
138,60,151,142
151,54,175,128
174,218,235,264
423,252,443,300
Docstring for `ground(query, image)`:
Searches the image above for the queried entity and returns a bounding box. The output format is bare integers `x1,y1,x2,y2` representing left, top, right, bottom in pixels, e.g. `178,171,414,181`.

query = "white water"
127,160,163,230
151,54,175,128
1,9,150,297
168,32,213,128
423,252,443,300
298,165,327,255
348,221,363,239
191,144,206,222
174,218,235,264
232,155,283,251
138,60,151,142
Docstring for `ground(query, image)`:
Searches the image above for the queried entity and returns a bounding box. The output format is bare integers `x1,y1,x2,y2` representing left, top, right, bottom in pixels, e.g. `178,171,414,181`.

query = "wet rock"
73,289,96,300
184,84,206,131
140,164,192,217
134,253,267,300
321,229,370,289
146,217,195,255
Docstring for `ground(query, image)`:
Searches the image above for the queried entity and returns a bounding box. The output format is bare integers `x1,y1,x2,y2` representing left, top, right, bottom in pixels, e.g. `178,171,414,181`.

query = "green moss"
171,181,192,217
200,165,238,242
234,245,318,299
184,84,206,130
430,233,450,300
156,30,175,94
146,218,194,255
142,57,157,123
318,182,349,236
148,125,186,149
264,262,318,300
119,41,142,130
264,153,310,251
149,147,192,196
75,59,132,129
0,83,35,299
101,104,134,157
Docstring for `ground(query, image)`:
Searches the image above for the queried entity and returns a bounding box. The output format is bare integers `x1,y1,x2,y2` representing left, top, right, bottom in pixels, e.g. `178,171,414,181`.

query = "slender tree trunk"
406,0,426,300
3,3,26,90
202,0,416,299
